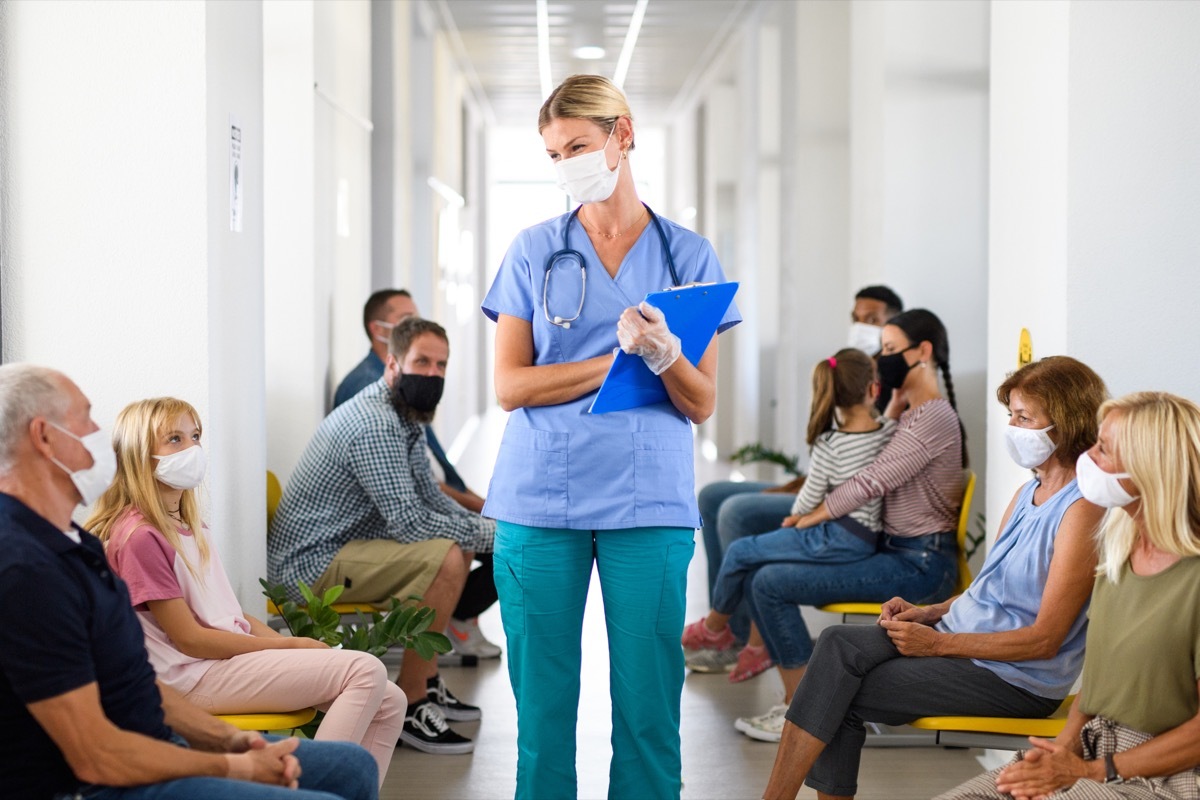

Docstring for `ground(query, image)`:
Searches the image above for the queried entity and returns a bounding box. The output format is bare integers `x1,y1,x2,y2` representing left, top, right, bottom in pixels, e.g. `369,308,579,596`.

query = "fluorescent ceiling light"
573,45,606,60
536,0,552,99
612,0,649,89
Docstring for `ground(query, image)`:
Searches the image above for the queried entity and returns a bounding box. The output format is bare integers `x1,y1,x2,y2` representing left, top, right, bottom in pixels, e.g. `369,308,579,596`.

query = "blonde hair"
1096,391,1200,582
86,397,210,580
538,74,635,150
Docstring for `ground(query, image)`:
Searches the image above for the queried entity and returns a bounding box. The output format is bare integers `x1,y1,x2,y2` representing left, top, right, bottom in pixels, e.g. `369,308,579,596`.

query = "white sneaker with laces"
735,703,788,742
448,616,502,659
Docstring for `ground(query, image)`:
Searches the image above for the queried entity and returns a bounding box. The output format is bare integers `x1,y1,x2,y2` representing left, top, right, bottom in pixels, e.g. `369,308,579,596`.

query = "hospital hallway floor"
379,451,992,799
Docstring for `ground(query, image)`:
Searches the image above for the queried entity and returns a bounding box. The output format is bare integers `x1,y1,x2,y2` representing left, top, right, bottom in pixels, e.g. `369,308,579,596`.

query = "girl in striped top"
682,348,895,682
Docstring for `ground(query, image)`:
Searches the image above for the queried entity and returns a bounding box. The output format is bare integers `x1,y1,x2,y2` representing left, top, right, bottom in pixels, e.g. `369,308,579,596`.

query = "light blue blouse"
937,478,1089,699
481,209,741,530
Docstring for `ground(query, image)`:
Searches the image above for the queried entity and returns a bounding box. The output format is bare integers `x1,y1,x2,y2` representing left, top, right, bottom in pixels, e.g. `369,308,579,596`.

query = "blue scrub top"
481,209,741,530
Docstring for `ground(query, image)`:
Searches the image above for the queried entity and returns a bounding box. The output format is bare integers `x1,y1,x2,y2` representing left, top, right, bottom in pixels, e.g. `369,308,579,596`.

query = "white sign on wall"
229,114,243,233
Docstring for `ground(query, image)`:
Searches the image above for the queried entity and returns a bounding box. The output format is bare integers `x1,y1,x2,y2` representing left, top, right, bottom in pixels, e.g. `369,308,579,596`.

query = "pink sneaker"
681,617,737,651
729,644,774,683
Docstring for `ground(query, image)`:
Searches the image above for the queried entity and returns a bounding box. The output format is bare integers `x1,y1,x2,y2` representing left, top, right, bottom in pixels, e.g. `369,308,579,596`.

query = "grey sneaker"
684,645,740,673
448,616,502,659
735,703,788,742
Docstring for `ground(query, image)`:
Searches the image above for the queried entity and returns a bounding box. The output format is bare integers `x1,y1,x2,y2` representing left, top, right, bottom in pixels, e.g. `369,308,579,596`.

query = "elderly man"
0,363,376,800
270,317,492,756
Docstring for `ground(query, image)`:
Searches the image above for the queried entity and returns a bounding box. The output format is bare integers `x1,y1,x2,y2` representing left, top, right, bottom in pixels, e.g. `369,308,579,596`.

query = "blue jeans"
697,481,795,640
749,532,959,668
711,522,876,617
494,522,694,800
72,737,377,800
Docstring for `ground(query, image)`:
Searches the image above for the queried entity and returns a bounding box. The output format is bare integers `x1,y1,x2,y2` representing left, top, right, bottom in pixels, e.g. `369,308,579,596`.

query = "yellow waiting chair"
265,470,376,618
908,694,1076,750
218,707,318,734
818,470,977,621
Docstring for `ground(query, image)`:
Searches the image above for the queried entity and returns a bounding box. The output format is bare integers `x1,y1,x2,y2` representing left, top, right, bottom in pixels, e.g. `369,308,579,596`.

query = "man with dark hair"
271,318,491,756
848,285,904,356
332,289,418,409
0,363,376,800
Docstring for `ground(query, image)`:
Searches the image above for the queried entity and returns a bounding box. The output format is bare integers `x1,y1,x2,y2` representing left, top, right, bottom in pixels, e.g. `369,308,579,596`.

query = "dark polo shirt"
0,492,171,799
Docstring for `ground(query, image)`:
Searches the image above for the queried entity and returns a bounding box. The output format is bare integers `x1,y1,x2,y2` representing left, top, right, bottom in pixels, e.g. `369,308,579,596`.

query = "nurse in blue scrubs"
481,74,740,800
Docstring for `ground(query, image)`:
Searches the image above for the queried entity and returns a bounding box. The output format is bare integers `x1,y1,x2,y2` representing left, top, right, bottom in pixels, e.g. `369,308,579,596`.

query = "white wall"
1066,1,1200,399
988,0,1200,547
987,0,1070,541
0,0,268,611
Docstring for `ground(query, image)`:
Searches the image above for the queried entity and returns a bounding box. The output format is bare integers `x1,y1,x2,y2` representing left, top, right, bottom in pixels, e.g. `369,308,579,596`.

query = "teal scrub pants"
493,521,695,800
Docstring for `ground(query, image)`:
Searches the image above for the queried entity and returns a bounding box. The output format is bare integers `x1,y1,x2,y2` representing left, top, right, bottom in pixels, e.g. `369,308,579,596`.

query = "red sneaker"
729,644,774,683
681,617,737,651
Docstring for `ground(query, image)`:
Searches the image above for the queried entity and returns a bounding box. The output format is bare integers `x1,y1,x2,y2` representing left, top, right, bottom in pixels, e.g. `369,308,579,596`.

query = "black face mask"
875,348,916,390
391,374,445,421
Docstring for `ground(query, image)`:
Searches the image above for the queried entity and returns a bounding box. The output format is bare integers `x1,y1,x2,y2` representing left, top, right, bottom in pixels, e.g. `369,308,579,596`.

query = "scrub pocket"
655,535,695,636
491,425,569,522
633,430,694,523
492,526,525,636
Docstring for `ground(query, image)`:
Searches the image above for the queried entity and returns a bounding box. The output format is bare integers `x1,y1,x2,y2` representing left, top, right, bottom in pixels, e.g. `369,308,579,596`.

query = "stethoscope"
543,203,681,329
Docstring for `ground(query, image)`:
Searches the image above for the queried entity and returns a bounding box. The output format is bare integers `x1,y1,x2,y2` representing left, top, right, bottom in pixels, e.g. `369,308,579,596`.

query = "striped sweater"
791,419,896,533
825,398,964,537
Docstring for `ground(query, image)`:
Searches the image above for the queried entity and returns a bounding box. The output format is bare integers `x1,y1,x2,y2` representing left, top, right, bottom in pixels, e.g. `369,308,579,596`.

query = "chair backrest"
954,470,977,594
267,470,282,526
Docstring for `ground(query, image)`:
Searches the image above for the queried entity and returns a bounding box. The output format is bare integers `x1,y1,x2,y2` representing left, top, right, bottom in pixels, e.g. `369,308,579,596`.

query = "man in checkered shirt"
269,317,493,756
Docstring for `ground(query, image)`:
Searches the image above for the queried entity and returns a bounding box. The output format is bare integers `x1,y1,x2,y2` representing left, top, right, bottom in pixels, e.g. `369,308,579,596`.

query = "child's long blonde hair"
86,397,210,579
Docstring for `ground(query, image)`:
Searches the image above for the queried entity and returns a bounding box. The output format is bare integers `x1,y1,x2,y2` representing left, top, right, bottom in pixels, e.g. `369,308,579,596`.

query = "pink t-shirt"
105,508,251,693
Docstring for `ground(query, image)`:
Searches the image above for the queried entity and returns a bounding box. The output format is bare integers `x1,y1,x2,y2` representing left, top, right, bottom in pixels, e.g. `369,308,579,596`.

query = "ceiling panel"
439,0,750,127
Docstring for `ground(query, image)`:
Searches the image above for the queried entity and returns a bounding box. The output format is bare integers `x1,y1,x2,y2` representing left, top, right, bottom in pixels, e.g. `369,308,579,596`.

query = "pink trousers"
185,648,406,786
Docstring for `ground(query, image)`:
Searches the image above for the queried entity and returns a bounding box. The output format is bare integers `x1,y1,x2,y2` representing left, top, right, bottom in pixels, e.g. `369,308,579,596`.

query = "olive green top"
1080,556,1200,734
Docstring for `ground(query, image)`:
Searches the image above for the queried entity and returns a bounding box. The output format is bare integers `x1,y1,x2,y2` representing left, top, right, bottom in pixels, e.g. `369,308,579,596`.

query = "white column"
987,0,1070,542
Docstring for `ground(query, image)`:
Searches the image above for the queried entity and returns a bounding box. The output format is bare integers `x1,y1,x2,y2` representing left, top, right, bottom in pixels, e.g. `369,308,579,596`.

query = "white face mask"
1004,424,1056,469
554,125,621,204
847,322,883,355
48,421,117,507
1075,451,1136,508
154,445,208,491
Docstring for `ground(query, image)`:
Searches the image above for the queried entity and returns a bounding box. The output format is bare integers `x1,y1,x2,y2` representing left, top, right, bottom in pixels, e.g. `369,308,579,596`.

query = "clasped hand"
994,738,1090,800
876,597,943,656
225,731,303,788
617,302,681,375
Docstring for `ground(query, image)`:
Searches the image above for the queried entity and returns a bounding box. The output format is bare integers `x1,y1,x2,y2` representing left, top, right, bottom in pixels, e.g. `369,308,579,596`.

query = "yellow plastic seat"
218,707,318,733
819,470,977,620
908,694,1075,749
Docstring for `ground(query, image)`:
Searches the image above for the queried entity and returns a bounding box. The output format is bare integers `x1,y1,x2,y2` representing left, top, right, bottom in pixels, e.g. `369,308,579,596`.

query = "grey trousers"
784,623,1062,797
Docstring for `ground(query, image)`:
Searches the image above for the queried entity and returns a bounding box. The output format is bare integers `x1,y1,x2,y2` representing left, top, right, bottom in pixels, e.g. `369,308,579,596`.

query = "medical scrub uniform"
482,208,740,800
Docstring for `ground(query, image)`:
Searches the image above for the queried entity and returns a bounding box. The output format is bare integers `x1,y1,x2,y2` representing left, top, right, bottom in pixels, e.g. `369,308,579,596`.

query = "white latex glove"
617,301,682,376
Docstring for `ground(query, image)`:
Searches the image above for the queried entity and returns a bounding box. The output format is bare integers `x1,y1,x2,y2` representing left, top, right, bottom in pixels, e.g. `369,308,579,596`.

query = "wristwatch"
1103,753,1123,784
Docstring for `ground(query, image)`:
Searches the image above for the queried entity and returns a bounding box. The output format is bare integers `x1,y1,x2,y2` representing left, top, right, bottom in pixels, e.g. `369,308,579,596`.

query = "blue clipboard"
589,281,739,414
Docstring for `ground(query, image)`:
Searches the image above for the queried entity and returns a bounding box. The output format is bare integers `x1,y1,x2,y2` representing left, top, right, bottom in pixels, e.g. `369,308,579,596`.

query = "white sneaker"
735,704,788,742
448,616,502,659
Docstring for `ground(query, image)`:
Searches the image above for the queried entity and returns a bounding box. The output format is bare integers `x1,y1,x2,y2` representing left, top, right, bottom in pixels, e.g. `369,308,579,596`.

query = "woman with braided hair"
731,308,968,742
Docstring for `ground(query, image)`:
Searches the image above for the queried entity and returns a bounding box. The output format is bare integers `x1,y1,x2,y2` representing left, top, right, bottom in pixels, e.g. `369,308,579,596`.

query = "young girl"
87,397,406,787
682,348,895,681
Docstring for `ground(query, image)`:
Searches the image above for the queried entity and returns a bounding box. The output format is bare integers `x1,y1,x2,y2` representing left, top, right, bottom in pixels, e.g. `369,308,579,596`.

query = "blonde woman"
937,392,1200,800
482,74,740,799
87,398,406,787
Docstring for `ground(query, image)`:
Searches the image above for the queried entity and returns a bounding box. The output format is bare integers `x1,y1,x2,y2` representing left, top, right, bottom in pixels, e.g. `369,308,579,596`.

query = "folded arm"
493,314,613,409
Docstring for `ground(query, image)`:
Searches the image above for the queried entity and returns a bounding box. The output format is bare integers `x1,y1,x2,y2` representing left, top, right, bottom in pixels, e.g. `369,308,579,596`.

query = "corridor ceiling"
436,0,753,127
